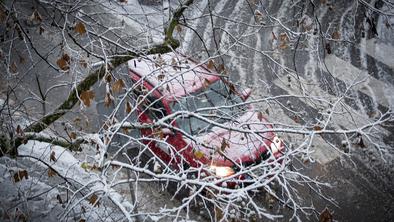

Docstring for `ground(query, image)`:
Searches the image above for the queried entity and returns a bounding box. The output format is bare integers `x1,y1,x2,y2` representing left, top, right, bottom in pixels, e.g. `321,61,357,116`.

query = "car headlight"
270,136,283,154
210,166,235,177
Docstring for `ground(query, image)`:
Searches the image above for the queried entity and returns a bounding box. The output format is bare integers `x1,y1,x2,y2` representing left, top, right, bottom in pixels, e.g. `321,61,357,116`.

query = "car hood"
185,111,275,166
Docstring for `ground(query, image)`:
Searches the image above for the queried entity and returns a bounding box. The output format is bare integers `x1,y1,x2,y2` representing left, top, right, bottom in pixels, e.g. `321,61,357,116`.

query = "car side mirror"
162,127,175,136
241,88,252,100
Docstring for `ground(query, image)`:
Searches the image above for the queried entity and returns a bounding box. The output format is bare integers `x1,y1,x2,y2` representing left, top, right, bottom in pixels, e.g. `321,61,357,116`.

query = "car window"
171,80,246,135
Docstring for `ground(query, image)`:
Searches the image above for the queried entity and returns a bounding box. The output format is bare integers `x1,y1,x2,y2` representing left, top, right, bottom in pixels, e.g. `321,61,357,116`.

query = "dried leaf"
69,132,77,140
220,138,229,152
89,194,100,207
19,54,25,64
104,93,113,108
292,115,301,123
57,194,63,204
158,73,165,81
105,73,112,83
279,33,288,42
39,26,45,35
48,168,57,177
319,208,333,222
57,53,70,71
207,60,214,69
75,22,86,35
175,24,182,33
112,79,125,93
331,31,340,40
0,8,6,23
79,59,87,68
10,62,17,73
29,10,42,25
125,101,132,114
257,111,263,122
50,151,57,162
271,31,277,40
194,150,204,159
218,64,225,73
203,78,211,88
13,170,28,183
313,125,322,131
16,125,23,136
325,43,332,54
80,90,95,107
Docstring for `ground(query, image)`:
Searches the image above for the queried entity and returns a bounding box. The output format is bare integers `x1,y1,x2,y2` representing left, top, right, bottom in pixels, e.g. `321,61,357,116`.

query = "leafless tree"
0,0,393,221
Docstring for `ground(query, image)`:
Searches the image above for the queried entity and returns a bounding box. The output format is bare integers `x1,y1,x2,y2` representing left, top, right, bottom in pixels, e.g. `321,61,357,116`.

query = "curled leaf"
89,194,100,207
48,168,57,177
112,79,125,93
80,90,95,107
75,22,86,35
207,60,214,69
57,53,70,71
50,151,57,162
13,170,28,183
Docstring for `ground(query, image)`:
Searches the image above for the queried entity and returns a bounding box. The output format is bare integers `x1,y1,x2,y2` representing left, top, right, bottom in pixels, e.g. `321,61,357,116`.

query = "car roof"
128,52,220,100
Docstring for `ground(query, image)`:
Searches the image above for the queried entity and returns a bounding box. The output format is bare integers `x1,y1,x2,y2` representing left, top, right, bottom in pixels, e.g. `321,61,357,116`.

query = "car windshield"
171,80,247,135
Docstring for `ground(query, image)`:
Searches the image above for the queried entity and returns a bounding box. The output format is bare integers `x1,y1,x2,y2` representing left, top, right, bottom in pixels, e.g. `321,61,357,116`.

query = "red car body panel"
128,52,284,172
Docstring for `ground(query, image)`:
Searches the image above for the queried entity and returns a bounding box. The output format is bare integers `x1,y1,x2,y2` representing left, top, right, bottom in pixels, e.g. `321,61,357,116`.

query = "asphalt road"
181,0,394,221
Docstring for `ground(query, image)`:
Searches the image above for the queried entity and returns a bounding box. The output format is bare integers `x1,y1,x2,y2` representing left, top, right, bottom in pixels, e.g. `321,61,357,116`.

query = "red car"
128,52,285,181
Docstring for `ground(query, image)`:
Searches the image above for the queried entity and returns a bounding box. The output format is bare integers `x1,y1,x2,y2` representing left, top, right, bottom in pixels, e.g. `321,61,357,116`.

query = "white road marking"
360,38,394,69
325,54,394,108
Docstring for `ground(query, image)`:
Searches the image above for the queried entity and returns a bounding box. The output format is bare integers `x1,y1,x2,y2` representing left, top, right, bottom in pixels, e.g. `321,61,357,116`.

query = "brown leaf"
10,62,17,73
69,132,77,140
220,138,229,152
313,125,322,131
325,43,332,54
203,78,211,88
319,208,333,222
292,115,301,123
105,73,112,83
104,93,113,108
218,64,225,73
80,90,95,107
29,10,43,24
175,25,182,33
16,125,23,136
112,79,125,93
39,26,45,35
19,54,25,64
257,111,263,122
50,151,57,162
331,31,341,40
75,22,86,35
279,33,288,42
13,170,28,183
56,194,63,204
89,194,100,207
207,60,214,70
125,101,132,114
79,59,87,68
57,53,70,71
48,168,57,177
271,31,277,40
0,8,6,23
